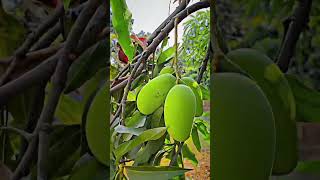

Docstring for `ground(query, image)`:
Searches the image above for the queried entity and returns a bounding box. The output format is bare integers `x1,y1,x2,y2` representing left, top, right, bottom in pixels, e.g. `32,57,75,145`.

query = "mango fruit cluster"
137,71,203,142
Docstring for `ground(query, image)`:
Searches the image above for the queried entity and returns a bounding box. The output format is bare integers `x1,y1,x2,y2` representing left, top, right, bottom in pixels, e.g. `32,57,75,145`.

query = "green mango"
180,77,203,116
211,72,275,180
164,84,196,142
86,83,109,166
159,66,174,75
227,48,297,174
137,74,176,115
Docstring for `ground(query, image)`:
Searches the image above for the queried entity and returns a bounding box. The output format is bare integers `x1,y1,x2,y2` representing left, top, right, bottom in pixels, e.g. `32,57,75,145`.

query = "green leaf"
0,6,26,58
68,158,108,180
48,125,81,178
133,135,165,165
7,88,33,128
200,84,210,100
182,144,198,166
131,74,148,90
296,161,320,174
55,94,83,125
63,0,71,10
286,74,320,122
125,166,191,180
194,118,210,141
150,107,164,128
65,40,108,93
111,0,135,61
86,83,109,166
124,111,146,128
114,125,145,136
157,46,175,65
114,127,167,163
191,126,201,152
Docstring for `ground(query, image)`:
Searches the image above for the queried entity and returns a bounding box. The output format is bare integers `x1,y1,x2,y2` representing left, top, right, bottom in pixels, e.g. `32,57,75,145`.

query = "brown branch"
147,0,190,45
31,23,62,51
0,23,108,106
9,2,106,179
197,43,211,84
35,1,102,179
0,5,65,86
276,0,312,72
0,127,32,141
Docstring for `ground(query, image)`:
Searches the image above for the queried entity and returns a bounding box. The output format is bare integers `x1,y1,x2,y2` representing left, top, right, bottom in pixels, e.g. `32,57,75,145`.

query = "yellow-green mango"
227,48,297,174
137,74,176,115
211,73,275,180
86,83,109,166
159,66,175,75
181,77,203,116
164,84,196,142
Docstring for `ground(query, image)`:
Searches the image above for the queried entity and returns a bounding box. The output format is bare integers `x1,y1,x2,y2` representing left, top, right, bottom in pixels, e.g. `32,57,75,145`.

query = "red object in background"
117,35,148,64
118,45,129,64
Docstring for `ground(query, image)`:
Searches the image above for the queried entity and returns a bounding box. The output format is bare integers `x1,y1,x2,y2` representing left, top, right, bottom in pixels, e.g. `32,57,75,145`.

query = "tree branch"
0,127,32,141
147,0,190,45
0,5,65,85
276,0,312,72
197,42,211,84
0,20,108,106
35,1,102,179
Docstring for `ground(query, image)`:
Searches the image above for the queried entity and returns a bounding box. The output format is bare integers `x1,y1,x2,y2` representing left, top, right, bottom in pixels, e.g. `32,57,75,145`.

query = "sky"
126,0,195,46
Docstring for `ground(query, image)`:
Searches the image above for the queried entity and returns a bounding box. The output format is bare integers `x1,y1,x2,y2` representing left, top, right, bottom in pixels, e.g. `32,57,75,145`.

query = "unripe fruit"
211,73,275,180
164,84,196,142
86,83,109,166
159,66,175,75
180,77,203,116
137,74,176,115
227,48,297,174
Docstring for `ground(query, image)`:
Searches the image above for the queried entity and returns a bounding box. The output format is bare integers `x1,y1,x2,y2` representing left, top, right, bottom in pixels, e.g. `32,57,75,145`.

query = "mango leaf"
296,161,320,174
81,68,107,104
114,125,145,136
194,118,210,141
68,158,108,180
182,144,198,166
48,125,81,178
133,135,166,165
65,40,108,93
150,107,164,128
200,84,210,100
55,94,83,125
157,46,175,65
0,6,26,58
63,0,71,10
86,83,109,166
191,126,201,152
124,111,146,128
7,87,35,128
114,127,166,163
286,74,320,122
125,166,191,180
131,74,148,90
111,0,135,61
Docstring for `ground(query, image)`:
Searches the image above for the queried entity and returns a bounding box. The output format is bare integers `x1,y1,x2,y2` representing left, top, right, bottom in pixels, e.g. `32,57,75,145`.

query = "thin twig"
197,43,211,84
0,21,107,106
169,142,184,166
0,5,65,86
0,127,32,141
147,0,190,45
36,1,102,179
276,0,312,72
